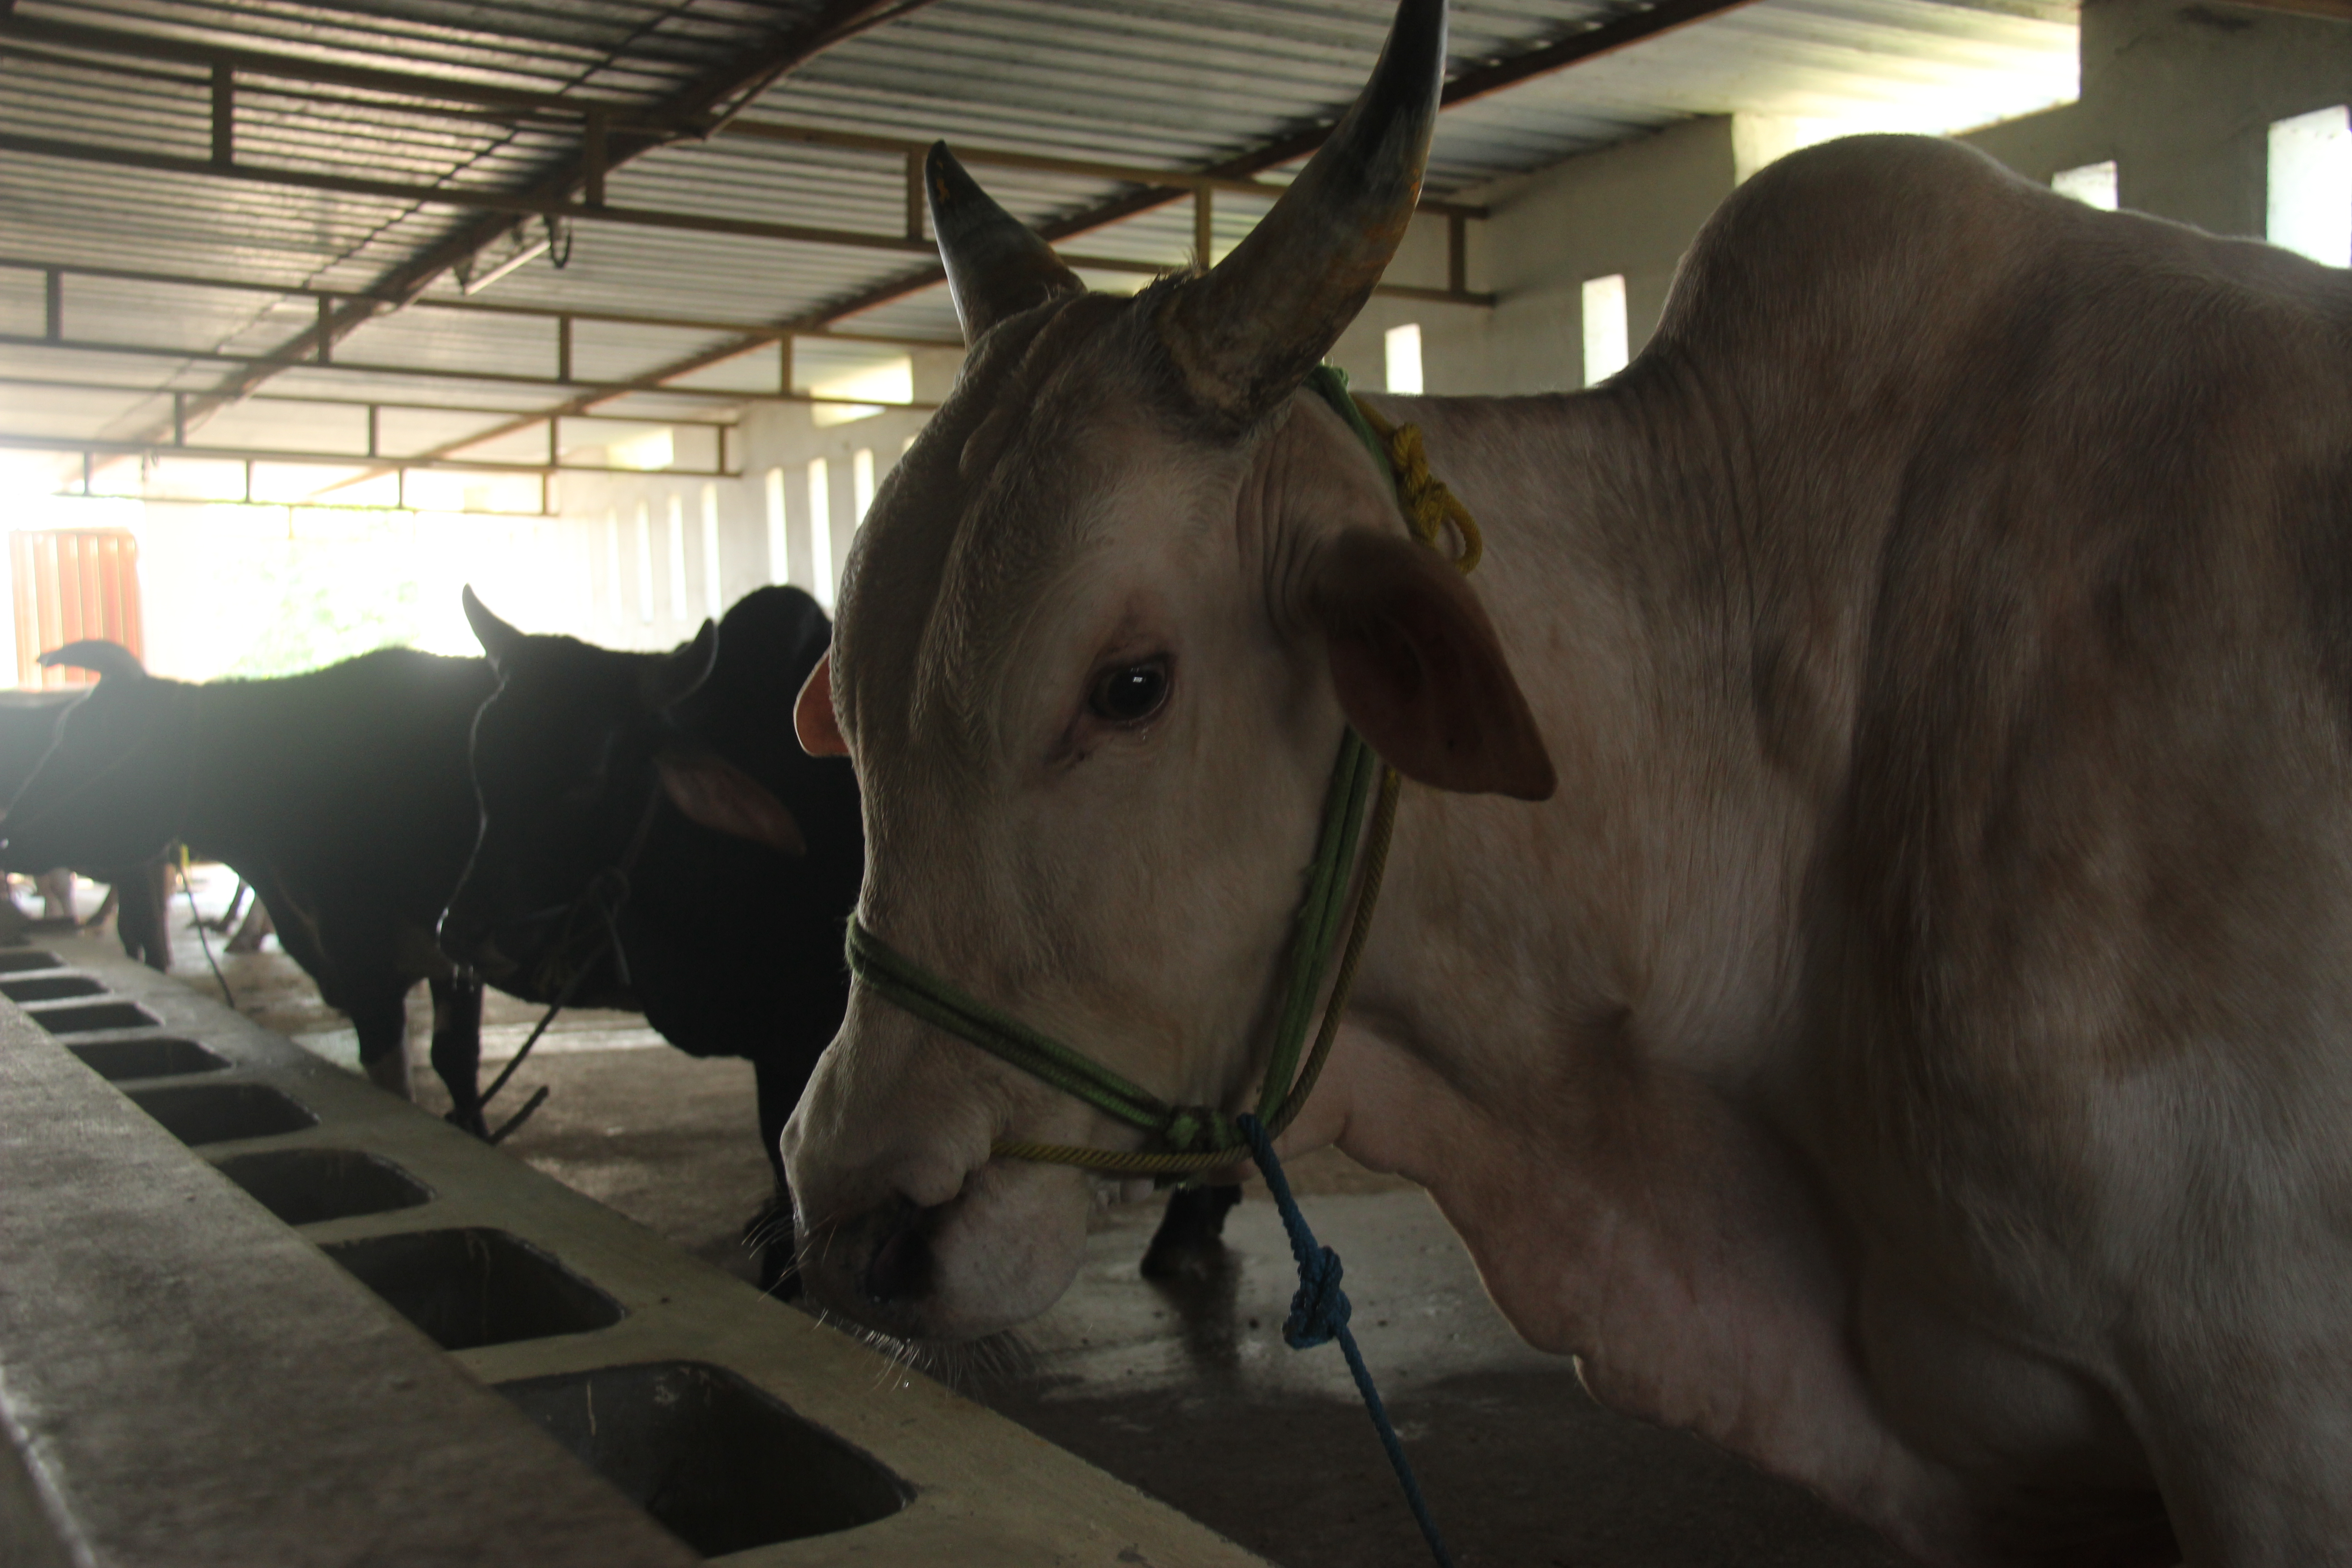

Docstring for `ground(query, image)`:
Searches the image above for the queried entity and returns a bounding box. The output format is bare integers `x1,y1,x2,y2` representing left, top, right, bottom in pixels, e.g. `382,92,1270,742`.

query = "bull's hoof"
444,1105,490,1140
1140,1183,1243,1280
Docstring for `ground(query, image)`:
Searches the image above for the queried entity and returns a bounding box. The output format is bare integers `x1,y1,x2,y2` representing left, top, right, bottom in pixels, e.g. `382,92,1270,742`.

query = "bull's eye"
1089,659,1171,725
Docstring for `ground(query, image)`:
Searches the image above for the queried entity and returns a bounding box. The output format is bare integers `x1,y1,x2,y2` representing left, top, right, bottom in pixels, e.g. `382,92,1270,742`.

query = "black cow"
443,586,1243,1290
0,642,493,1112
0,686,171,970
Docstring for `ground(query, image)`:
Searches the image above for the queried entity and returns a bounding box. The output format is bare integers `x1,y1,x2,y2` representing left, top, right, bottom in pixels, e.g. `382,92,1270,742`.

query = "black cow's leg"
350,985,413,1100
1140,1184,1245,1280
746,1052,801,1298
428,970,487,1138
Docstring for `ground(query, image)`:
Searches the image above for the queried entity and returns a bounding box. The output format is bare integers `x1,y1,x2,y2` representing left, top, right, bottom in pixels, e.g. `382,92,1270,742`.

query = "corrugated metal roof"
0,0,2078,504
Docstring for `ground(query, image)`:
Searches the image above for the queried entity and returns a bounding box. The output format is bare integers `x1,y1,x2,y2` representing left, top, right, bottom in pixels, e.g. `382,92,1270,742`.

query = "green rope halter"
843,365,1465,1177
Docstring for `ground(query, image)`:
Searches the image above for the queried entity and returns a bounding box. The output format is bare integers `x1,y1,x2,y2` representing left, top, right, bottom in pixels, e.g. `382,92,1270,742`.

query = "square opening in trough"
495,1362,908,1557
124,1082,318,1145
215,1147,431,1226
0,948,62,973
322,1228,623,1351
69,1036,229,1082
28,999,158,1034
0,972,99,1002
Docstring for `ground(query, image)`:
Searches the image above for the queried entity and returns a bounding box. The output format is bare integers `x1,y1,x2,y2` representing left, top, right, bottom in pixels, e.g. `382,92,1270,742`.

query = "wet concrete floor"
120,869,1910,1568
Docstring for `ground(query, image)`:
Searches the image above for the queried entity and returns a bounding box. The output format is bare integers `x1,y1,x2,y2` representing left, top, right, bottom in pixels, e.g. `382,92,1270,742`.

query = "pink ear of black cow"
654,750,807,854
1311,530,1556,801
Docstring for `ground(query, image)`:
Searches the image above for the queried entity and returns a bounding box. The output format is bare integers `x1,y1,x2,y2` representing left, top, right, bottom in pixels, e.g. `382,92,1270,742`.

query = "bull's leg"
747,1052,802,1298
349,985,413,1100
226,900,272,955
428,970,487,1138
1140,1183,1245,1280
35,869,73,922
112,858,171,971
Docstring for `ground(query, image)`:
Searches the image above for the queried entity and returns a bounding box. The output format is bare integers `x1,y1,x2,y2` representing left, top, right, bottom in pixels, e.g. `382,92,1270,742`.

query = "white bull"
782,0,2352,1558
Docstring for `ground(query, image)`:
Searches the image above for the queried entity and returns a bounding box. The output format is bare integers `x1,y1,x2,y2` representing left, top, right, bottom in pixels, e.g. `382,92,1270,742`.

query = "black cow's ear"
643,619,719,711
462,586,526,672
654,748,806,855
1308,530,1555,800
39,640,144,683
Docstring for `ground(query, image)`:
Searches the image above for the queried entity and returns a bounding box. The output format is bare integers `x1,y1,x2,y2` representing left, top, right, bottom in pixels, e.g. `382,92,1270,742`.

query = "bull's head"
786,0,1552,1340
0,642,178,871
440,587,806,1002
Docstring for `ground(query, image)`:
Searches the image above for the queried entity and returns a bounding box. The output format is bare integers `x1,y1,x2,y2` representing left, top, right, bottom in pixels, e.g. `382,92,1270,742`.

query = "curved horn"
461,585,526,673
643,618,719,712
1157,0,1447,429
927,142,1084,344
39,640,145,683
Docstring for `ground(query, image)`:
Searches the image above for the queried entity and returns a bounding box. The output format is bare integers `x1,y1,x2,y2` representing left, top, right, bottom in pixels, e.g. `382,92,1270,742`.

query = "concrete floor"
109,869,1910,1568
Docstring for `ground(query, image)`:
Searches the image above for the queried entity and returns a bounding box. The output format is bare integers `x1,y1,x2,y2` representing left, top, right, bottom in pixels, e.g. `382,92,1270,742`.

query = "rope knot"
1161,1107,1239,1155
1283,1242,1351,1350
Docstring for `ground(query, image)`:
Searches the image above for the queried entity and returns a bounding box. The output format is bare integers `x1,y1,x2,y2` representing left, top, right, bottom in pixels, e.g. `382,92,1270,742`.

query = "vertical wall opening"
808,458,833,611
632,500,653,625
664,494,687,622
602,508,620,625
2269,106,2352,265
853,448,876,529
763,467,787,588
1383,323,1424,394
1581,274,1629,387
700,482,722,618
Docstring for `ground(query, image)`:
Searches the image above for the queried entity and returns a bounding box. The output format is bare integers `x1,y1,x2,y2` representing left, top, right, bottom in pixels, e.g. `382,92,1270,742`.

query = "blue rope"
1237,1113,1454,1568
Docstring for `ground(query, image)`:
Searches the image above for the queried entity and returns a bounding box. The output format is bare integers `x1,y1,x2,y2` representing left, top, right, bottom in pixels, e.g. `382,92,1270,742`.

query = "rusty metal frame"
0,332,938,411
0,134,1496,308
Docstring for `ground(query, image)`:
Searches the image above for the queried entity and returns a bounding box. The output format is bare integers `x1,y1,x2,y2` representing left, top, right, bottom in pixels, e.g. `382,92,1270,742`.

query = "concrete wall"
1333,116,1742,397
1332,0,2352,402
1967,0,2352,237
531,346,961,647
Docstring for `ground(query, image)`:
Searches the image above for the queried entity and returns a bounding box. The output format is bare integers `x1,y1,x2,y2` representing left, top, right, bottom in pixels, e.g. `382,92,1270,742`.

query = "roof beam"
134,0,936,444
0,257,964,347
0,333,934,410
0,432,739,480
0,137,1494,308
0,15,1491,217
429,0,1764,460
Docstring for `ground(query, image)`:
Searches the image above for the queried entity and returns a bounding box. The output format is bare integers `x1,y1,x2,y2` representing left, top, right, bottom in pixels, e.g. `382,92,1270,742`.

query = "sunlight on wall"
1581,274,1630,386
2052,160,2120,211
1384,323,1424,394
2270,106,2352,265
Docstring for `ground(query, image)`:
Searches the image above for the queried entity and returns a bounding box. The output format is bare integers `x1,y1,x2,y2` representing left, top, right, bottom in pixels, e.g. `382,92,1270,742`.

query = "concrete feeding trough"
0,934,1269,1568
69,1034,229,1081
0,973,104,1003
499,1361,912,1555
214,1147,431,1225
324,1227,627,1351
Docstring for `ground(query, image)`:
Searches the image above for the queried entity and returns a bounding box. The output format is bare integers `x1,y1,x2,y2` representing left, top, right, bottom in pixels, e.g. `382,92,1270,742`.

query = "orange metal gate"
10,529,144,690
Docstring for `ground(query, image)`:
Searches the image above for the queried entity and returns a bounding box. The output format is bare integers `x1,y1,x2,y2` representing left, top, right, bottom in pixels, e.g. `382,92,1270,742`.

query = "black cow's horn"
38,639,144,683
927,142,1084,344
644,618,719,712
1157,0,1446,430
461,585,526,672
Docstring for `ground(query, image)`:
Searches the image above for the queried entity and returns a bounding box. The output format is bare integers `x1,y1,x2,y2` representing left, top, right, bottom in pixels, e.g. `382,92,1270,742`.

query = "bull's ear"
654,748,806,855
39,640,144,683
794,655,848,758
1309,531,1555,800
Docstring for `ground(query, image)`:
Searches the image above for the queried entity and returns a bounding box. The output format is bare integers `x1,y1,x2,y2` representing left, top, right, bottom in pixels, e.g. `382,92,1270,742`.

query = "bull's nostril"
862,1218,933,1305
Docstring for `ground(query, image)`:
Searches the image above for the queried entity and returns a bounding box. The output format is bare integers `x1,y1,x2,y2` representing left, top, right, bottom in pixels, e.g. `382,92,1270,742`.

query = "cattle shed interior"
1,0,2349,1564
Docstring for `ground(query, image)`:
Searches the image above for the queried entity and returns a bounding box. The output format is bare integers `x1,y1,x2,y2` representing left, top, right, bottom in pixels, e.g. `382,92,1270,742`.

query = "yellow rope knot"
1351,396,1483,576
